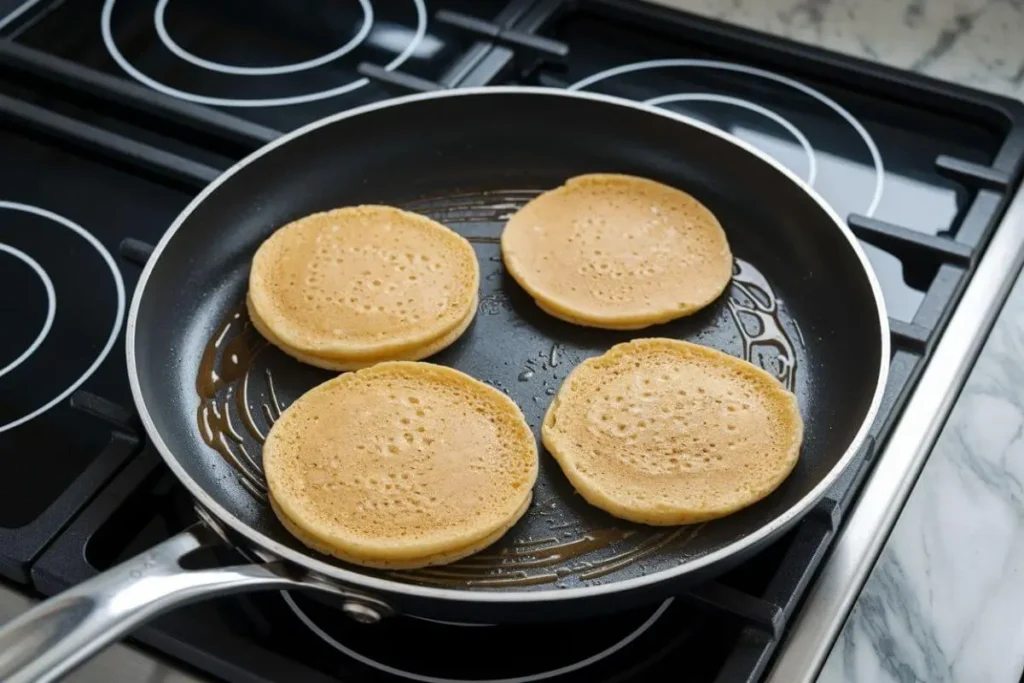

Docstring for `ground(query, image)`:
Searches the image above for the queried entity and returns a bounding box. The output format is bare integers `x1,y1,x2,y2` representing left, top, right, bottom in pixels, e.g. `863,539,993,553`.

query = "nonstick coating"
128,88,887,621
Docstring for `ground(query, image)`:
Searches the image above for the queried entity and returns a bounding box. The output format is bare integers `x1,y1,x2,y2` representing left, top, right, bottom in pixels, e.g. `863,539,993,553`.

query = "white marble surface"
819,268,1024,683
650,0,1024,100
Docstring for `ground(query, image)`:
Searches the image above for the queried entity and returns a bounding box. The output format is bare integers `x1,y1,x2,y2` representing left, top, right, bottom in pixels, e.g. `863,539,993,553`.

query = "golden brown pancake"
270,492,532,569
542,338,802,525
263,362,538,568
248,205,479,366
247,292,478,371
501,174,732,329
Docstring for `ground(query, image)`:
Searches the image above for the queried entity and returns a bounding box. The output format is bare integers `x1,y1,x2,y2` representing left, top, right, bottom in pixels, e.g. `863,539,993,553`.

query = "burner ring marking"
572,59,883,217
284,593,673,683
0,244,55,380
102,0,427,107
153,0,374,76
0,202,125,434
645,93,818,187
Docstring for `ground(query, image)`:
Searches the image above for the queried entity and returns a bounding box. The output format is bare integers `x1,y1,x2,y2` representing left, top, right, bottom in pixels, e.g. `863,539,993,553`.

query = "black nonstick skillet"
0,87,888,683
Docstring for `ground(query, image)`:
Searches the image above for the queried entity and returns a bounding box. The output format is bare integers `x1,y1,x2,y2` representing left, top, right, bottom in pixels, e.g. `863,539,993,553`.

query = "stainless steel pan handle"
0,522,385,683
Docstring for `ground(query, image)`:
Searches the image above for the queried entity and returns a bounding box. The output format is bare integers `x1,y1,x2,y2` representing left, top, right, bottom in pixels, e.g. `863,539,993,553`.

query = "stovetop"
2,1,1023,682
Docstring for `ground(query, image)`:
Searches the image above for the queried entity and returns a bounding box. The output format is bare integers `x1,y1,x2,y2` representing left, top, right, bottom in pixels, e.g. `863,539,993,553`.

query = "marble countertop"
650,0,1024,101
819,272,1024,679
649,1,1024,682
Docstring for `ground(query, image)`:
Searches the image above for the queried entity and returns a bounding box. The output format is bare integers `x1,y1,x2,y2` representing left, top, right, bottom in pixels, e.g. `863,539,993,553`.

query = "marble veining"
818,272,1024,682
649,0,1024,99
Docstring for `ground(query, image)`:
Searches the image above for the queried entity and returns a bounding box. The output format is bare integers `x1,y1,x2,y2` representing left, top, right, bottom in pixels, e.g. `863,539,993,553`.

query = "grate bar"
119,238,156,267
810,496,839,532
765,509,838,618
356,63,444,93
888,318,930,352
0,92,219,188
848,213,972,265
436,9,569,61
684,582,785,639
936,154,1012,191
0,42,279,148
713,628,774,683
69,391,136,435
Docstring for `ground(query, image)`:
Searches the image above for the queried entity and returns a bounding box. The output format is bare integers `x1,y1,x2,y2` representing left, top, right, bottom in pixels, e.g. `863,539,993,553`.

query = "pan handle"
0,522,363,683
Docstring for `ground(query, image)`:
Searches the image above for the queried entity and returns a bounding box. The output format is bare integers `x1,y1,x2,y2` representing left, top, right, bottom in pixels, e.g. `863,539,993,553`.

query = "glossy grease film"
192,188,806,589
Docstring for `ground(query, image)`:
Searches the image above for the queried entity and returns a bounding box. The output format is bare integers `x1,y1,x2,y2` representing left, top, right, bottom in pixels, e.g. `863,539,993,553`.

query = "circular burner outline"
571,59,883,217
154,0,374,76
0,201,125,434
283,593,674,683
0,244,56,380
101,0,427,107
645,93,818,186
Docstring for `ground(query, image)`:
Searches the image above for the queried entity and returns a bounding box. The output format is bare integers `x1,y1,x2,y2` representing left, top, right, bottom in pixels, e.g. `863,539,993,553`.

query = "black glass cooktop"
6,0,522,130
0,110,194,580
2,0,1023,682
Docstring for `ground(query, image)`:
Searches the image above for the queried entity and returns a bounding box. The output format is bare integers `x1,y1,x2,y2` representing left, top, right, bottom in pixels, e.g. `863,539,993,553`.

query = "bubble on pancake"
264,362,538,567
248,206,479,363
501,174,732,329
542,338,802,525
294,244,449,331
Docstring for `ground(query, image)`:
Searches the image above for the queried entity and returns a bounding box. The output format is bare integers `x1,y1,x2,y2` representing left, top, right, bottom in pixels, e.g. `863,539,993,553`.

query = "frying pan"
0,87,888,683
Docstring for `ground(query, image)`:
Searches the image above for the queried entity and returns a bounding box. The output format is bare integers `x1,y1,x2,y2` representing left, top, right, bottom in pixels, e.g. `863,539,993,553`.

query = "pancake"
501,174,732,329
270,492,532,569
248,205,479,365
247,291,478,371
542,338,803,525
534,299,652,331
263,362,538,568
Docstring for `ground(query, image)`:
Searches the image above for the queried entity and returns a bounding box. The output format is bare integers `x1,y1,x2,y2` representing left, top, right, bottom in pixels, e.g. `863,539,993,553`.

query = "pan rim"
127,86,890,604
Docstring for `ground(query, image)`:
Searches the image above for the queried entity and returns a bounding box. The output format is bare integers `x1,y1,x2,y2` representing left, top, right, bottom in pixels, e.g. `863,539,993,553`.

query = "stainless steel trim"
767,183,1024,682
126,86,890,605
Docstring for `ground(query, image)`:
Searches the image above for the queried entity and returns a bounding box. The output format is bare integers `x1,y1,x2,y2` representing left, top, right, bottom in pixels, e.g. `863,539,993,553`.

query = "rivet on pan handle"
0,520,392,683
